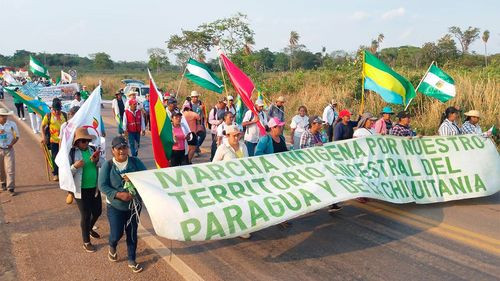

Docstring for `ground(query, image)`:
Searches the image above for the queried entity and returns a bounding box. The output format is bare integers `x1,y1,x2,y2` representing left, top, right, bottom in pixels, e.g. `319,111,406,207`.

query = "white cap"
227,95,234,101
255,99,264,107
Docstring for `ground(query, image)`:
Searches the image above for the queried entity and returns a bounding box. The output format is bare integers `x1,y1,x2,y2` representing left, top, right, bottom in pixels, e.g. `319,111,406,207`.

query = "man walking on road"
0,107,19,196
122,99,145,157
41,98,67,181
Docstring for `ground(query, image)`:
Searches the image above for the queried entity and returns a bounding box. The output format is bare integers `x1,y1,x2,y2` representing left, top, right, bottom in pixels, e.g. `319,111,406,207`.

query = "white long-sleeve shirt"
322,105,338,126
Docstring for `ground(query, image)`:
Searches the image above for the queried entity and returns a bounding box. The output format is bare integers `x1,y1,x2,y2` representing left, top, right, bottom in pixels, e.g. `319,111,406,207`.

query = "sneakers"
328,204,343,213
128,261,143,273
66,193,73,204
52,175,59,182
83,242,96,253
108,247,118,262
90,230,101,239
22,117,26,121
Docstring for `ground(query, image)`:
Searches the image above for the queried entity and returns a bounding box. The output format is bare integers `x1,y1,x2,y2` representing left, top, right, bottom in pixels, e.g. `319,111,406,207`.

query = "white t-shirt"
290,115,309,138
242,110,268,143
217,122,236,144
70,99,84,108
353,128,374,138
0,120,19,149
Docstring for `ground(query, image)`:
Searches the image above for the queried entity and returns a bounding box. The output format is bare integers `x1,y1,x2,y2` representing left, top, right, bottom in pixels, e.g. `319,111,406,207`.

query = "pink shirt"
172,126,186,151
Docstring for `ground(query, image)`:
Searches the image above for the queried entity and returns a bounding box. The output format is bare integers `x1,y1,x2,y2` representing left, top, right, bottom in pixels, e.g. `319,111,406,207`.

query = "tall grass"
79,68,499,137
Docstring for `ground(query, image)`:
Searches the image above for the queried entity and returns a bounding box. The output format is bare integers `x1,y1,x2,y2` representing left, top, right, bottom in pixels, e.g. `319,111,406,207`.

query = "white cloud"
351,11,370,21
381,7,406,20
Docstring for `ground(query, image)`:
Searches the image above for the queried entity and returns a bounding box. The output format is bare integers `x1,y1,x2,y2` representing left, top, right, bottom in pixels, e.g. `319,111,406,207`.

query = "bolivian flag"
148,70,174,168
362,51,416,105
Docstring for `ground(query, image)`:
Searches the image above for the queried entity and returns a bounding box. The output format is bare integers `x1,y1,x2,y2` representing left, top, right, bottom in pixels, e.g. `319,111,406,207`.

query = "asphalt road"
1,98,499,281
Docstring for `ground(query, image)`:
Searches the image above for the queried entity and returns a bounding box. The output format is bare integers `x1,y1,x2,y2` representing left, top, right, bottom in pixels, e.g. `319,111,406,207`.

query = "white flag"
55,85,103,198
61,70,72,83
2,71,20,85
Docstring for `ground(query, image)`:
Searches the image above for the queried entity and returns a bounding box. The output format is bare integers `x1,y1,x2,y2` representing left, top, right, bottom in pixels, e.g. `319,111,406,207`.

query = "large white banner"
126,135,500,241
55,86,103,198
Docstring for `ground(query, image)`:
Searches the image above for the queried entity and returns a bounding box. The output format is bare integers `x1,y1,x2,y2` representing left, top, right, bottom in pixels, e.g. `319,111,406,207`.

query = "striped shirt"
461,121,482,135
438,119,462,136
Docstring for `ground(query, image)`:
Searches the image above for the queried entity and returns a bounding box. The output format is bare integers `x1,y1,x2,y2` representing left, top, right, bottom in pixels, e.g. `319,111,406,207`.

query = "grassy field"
79,67,499,137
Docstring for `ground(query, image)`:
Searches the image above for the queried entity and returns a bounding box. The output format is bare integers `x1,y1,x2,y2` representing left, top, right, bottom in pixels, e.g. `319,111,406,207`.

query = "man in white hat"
268,96,285,123
322,100,339,141
462,110,490,136
241,99,268,157
0,108,19,196
183,91,207,155
225,95,236,115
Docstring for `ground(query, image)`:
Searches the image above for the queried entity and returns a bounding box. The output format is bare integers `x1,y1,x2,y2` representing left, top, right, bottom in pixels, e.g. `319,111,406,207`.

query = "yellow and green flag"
362,51,415,105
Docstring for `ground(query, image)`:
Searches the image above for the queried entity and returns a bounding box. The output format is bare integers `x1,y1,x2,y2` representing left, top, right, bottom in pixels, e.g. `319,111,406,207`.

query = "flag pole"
361,50,366,111
175,63,188,99
217,56,229,97
404,61,434,111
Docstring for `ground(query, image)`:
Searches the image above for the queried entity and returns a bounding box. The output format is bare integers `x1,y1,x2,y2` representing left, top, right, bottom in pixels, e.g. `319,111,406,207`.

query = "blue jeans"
245,141,257,157
128,132,140,157
107,204,139,262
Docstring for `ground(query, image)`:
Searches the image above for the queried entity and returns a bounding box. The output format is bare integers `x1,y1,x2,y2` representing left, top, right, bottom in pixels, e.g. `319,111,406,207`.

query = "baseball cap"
167,97,177,105
225,125,241,135
339,109,351,118
227,95,234,101
111,136,128,149
309,115,325,125
255,99,265,107
268,117,285,128
397,111,412,119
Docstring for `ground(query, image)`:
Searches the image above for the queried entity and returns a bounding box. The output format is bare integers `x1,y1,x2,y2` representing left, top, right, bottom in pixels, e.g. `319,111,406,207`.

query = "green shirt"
13,96,22,104
80,90,89,100
81,149,97,188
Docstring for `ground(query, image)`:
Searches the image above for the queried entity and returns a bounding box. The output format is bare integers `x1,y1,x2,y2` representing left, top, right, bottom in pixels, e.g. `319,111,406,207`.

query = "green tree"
147,48,169,73
436,34,459,63
200,12,255,55
166,30,213,65
90,52,113,69
274,52,289,71
482,30,490,66
420,42,439,65
448,26,480,54
288,31,300,70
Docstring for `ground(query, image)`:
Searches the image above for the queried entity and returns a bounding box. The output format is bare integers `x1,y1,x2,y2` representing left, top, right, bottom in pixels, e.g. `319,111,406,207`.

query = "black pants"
210,133,217,161
49,142,59,175
327,124,334,142
75,188,102,243
14,103,24,118
144,112,150,131
171,150,185,167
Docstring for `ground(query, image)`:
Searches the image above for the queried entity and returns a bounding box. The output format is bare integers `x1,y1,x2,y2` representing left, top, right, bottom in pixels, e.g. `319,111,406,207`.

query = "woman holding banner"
212,125,251,238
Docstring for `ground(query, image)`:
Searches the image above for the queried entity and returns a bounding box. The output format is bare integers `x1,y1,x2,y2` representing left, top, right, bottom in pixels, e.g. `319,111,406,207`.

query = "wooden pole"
404,61,434,111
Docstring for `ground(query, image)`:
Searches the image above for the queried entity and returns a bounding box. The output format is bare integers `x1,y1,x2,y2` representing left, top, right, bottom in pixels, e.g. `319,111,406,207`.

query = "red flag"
220,53,266,135
148,70,174,168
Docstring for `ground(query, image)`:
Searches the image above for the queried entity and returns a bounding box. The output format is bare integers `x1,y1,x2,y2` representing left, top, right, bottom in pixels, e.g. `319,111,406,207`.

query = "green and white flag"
418,64,455,102
29,56,50,79
185,58,224,94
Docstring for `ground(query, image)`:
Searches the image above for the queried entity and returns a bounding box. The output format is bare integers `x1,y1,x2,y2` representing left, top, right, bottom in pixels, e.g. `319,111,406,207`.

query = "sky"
1,0,499,62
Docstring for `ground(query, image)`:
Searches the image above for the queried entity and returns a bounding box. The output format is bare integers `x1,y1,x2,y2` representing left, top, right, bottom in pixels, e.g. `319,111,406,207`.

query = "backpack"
44,111,68,144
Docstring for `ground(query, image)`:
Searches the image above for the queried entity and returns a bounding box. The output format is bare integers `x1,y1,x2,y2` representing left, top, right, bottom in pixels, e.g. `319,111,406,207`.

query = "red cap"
339,109,351,118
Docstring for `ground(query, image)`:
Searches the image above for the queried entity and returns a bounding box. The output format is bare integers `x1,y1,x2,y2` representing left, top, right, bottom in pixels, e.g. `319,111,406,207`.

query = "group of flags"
362,50,456,105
